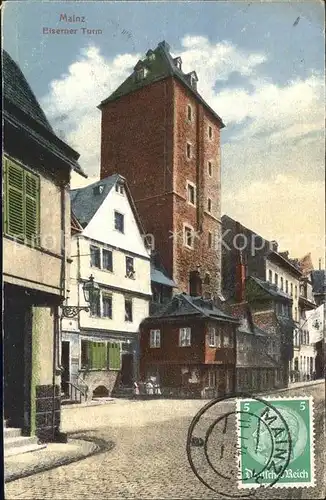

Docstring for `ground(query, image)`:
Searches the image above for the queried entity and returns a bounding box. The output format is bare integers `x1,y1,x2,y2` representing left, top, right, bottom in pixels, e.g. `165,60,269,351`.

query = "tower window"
207,198,212,213
187,105,192,121
208,232,212,248
208,161,212,176
184,226,194,248
187,182,196,206
208,126,213,139
186,143,191,159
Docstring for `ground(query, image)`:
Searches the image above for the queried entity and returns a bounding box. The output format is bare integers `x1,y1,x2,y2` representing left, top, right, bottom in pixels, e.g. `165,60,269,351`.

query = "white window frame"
150,329,161,348
186,181,196,206
208,327,217,347
183,224,194,249
115,183,124,195
179,327,191,347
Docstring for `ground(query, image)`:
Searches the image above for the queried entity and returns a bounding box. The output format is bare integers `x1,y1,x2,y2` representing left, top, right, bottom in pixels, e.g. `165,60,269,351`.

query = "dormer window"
135,67,148,82
93,185,104,195
146,50,156,61
115,183,124,195
189,71,198,91
174,57,182,70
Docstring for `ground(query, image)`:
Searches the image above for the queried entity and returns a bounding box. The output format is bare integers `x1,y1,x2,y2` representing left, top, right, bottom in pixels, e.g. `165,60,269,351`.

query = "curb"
4,436,115,483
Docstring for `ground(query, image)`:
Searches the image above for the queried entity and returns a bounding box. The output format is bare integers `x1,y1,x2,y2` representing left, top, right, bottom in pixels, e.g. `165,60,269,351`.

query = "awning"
151,267,177,288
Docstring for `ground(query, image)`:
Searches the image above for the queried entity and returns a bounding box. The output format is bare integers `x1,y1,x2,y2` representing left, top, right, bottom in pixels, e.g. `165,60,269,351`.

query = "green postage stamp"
236,396,315,489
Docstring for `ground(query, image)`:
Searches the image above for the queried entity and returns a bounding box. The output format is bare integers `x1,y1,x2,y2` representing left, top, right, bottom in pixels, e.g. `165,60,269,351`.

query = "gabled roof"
311,270,326,295
3,50,53,132
3,50,86,178
71,175,119,227
98,41,225,128
71,174,147,239
146,293,239,322
247,276,292,301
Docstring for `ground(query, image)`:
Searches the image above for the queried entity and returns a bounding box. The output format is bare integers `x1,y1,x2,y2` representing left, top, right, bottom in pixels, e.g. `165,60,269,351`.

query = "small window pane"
179,327,191,347
126,256,135,278
114,211,124,232
103,249,113,271
125,298,133,322
90,245,101,268
103,294,112,318
150,329,161,348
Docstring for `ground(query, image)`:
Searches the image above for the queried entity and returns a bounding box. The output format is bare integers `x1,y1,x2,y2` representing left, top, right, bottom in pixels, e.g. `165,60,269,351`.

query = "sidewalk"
4,436,109,483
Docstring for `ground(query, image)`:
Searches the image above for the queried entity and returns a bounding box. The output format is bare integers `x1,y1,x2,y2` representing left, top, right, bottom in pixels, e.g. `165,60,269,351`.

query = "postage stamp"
236,396,315,489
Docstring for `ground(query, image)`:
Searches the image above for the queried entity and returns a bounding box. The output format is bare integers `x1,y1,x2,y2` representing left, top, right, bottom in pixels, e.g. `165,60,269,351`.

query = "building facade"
99,41,224,297
140,288,239,398
61,175,151,400
222,215,302,385
3,50,85,441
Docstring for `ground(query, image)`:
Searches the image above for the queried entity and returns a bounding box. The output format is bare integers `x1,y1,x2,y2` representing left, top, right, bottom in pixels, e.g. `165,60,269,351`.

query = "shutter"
25,170,40,242
3,159,8,233
7,160,24,237
108,342,121,370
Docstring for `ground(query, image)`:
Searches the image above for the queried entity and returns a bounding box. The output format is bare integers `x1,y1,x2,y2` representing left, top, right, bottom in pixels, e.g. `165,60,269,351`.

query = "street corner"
4,436,107,483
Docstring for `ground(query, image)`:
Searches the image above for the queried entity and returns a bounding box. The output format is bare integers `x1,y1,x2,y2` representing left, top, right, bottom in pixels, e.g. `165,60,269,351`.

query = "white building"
61,174,151,401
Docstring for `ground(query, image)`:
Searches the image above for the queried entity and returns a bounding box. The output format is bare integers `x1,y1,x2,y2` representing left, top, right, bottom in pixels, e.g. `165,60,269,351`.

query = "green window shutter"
3,159,8,234
24,170,40,243
108,343,121,370
7,160,24,238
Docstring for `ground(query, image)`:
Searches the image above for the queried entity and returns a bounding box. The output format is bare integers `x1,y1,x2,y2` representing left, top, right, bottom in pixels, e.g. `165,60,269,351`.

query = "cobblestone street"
5,383,325,500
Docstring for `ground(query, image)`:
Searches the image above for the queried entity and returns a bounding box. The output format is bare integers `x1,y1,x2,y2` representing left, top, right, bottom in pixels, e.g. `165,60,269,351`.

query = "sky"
3,0,325,267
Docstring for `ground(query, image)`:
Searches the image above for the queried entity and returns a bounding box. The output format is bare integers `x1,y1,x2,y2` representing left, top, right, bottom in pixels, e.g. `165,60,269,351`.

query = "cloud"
41,45,140,177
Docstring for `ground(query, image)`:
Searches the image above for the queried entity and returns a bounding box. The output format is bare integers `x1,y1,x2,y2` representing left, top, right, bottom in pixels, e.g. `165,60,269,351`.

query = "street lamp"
61,274,100,318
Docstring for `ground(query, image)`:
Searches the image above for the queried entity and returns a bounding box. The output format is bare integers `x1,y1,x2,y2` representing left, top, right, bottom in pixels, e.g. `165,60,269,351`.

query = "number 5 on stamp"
236,396,315,489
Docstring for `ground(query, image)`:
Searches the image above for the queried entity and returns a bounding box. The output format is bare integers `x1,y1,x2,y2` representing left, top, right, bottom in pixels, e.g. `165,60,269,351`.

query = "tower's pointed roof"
98,41,225,128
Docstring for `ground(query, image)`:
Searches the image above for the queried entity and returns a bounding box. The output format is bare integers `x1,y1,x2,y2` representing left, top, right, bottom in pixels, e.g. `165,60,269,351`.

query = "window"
90,292,101,317
184,226,194,248
187,105,192,121
224,333,230,347
179,327,191,347
208,328,216,347
268,270,273,282
150,329,161,348
4,158,40,243
295,307,298,321
285,280,289,294
208,371,216,387
81,340,108,370
294,286,298,298
114,211,124,233
187,183,196,205
90,245,101,268
186,143,191,159
291,283,293,296
208,126,213,139
115,183,124,195
135,68,148,82
207,198,212,213
102,294,112,318
208,232,212,248
125,298,133,322
208,161,212,177
274,273,278,287
280,277,284,291
102,249,113,271
125,256,135,278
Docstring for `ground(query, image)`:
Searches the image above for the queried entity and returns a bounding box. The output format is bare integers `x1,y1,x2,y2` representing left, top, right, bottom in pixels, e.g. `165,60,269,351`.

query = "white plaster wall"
265,260,300,320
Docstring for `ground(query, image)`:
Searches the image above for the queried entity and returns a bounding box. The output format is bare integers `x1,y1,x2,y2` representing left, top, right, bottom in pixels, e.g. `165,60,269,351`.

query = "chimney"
235,252,246,302
189,270,202,297
270,240,278,252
